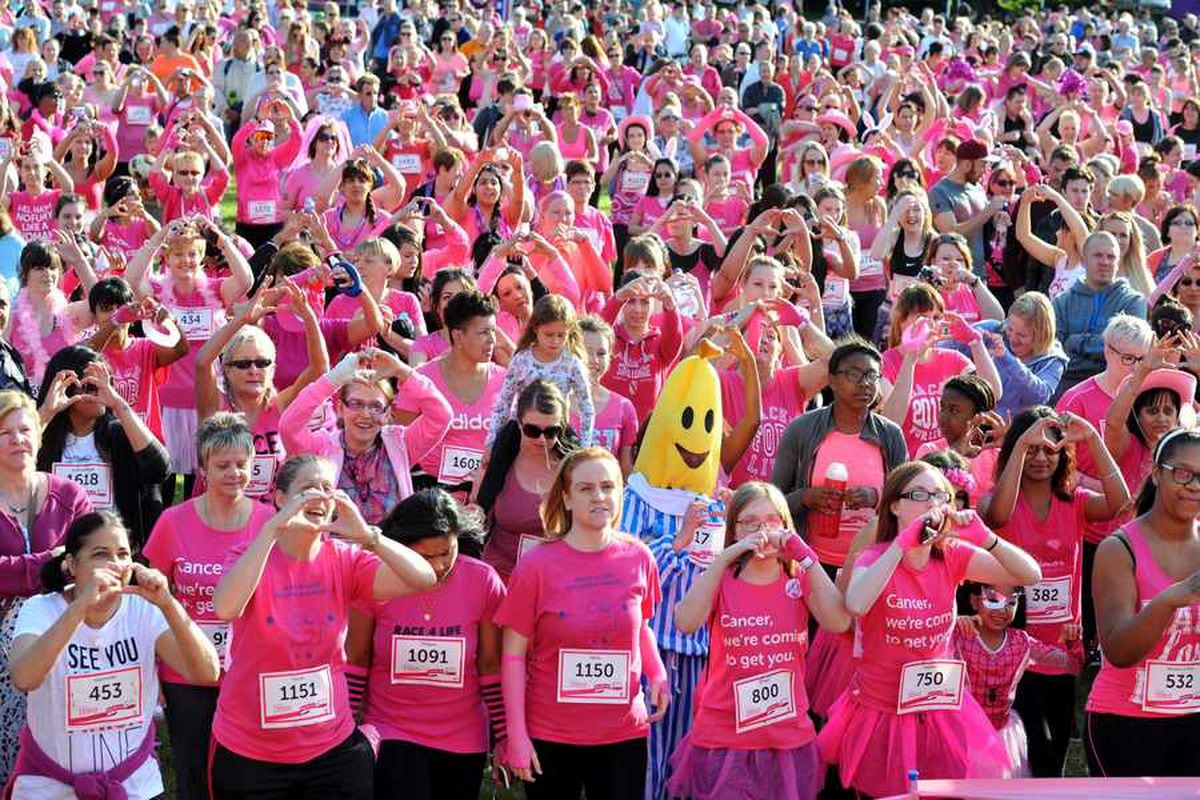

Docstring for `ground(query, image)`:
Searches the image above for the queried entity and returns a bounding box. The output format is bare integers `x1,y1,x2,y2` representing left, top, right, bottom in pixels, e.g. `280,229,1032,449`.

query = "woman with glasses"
229,104,302,248
194,280,327,501
476,380,577,582
282,116,350,214
669,482,850,800
773,338,907,579
1086,427,1200,777
278,348,451,525
818,460,1041,797
792,141,829,195
983,406,1128,778
629,158,678,237
1149,204,1200,284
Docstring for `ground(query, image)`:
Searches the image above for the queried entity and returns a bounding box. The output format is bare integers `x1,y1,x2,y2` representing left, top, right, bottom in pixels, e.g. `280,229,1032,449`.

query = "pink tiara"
944,467,977,492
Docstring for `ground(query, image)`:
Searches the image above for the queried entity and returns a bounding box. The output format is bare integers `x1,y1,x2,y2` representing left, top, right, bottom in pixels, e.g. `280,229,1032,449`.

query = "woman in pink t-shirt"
6,242,94,391
209,455,436,798
818,461,1042,796
494,448,668,798
670,482,850,800
195,283,329,501
314,150,406,253
444,149,525,252
282,116,350,213
578,318,638,476
1085,429,1200,777
142,413,275,800
348,488,506,799
0,144,73,242
983,407,1129,778
52,119,118,211
89,176,159,257
929,233,1005,323
880,283,1002,456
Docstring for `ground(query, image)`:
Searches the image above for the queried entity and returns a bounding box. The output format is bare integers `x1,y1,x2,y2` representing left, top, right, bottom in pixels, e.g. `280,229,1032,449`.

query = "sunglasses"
895,170,919,179
175,169,201,177
228,358,273,370
65,382,99,398
521,422,562,440
1180,277,1199,288
344,398,388,415
316,132,338,142
992,179,1015,188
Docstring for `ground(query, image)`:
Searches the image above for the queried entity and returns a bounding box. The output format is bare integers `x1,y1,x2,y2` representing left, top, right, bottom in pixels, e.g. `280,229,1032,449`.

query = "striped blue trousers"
647,650,706,800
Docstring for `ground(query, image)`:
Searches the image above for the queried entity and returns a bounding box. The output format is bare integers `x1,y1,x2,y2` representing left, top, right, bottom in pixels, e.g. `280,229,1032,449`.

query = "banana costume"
620,340,724,800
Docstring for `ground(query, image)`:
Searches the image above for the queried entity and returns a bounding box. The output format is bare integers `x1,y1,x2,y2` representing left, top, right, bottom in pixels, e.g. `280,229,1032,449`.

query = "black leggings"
373,740,486,800
1012,671,1075,777
524,737,647,800
162,683,218,800
1082,541,1099,649
1086,711,1200,777
851,289,887,342
211,729,374,799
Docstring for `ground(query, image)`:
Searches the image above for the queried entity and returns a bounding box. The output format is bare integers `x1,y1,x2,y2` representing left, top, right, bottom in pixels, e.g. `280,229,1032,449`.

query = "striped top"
621,483,710,657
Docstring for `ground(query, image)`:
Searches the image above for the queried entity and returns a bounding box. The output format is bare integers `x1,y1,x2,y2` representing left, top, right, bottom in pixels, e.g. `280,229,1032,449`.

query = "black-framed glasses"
835,367,881,385
1105,343,1144,367
1161,463,1200,488
899,489,953,503
521,423,562,440
228,358,273,370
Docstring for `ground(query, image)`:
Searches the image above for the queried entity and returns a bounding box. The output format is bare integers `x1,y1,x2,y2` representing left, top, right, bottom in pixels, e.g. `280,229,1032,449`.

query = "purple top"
483,468,546,582
0,475,93,598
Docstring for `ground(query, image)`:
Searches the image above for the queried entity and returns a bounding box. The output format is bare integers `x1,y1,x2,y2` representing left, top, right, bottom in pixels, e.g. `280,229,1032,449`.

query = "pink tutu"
816,688,1012,797
666,733,821,800
805,629,856,719
998,711,1030,778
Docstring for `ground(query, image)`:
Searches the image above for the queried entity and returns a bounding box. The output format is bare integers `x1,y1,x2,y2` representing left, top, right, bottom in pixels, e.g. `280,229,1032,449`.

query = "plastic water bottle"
669,268,701,320
688,498,726,567
808,462,848,538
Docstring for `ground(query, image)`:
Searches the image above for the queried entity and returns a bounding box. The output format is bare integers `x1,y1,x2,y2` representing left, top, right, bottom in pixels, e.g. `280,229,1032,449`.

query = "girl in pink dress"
1086,428,1200,777
209,455,437,797
669,482,851,800
818,460,1042,796
494,448,668,798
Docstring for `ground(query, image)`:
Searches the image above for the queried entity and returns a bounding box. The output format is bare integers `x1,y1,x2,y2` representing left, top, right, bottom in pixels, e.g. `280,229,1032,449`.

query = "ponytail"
364,191,378,226
40,511,129,593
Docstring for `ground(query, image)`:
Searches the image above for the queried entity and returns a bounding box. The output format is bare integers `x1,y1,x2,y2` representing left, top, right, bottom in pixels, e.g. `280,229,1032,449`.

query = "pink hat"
252,119,276,136
1115,120,1134,137
618,114,655,149
1126,368,1198,427
817,110,856,141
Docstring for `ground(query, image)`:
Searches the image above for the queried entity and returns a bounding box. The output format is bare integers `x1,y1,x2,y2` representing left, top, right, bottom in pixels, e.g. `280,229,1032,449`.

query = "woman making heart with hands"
818,460,1042,797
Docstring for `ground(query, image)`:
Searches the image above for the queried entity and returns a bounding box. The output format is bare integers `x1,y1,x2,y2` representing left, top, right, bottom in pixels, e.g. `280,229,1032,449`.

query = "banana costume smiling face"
633,340,723,493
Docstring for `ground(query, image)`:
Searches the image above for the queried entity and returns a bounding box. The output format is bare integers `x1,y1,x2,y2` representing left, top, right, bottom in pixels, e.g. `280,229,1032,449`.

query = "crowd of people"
3,0,1200,798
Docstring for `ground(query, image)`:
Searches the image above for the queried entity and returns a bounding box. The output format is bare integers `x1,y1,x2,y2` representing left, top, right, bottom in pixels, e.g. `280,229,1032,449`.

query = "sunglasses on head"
228,358,273,370
521,422,562,440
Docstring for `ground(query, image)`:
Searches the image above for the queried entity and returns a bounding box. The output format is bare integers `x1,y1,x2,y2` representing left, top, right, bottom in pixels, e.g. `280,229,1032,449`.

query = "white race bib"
247,200,277,222
66,665,143,731
198,621,231,668
53,461,113,508
733,669,796,733
258,665,335,729
173,307,215,340
897,659,965,714
822,276,849,307
389,635,466,688
688,518,724,567
517,533,545,563
391,153,422,174
247,455,277,497
859,255,885,278
437,445,483,485
0,138,12,160
1186,144,1198,161
1142,660,1200,714
127,105,153,125
557,649,630,705
887,274,918,303
1026,575,1073,625
619,170,651,195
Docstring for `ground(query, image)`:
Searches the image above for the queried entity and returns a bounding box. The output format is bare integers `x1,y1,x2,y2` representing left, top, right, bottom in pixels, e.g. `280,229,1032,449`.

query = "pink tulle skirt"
816,689,1012,797
805,629,856,719
667,733,821,800
999,711,1030,778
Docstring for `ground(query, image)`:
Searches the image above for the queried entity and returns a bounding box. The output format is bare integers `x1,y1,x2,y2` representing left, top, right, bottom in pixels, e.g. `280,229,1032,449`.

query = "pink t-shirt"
412,331,450,363
1055,376,1120,545
8,190,61,241
282,162,329,212
706,196,749,232
260,314,350,390
322,204,392,252
691,569,815,749
810,431,886,567
105,337,167,443
493,536,661,744
577,390,638,461
721,366,809,488
364,555,505,752
212,537,380,763
850,539,975,711
997,488,1088,676
941,284,982,323
882,348,973,454
100,217,152,256
325,289,426,336
633,195,669,229
143,500,274,684
153,276,229,409
393,359,505,483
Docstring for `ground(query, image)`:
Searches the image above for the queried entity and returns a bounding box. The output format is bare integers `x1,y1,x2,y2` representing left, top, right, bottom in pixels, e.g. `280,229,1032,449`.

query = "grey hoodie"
1052,277,1148,383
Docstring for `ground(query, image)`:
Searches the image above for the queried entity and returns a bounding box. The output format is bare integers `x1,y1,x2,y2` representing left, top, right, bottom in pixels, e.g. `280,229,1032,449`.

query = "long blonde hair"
516,294,586,361
1099,211,1152,297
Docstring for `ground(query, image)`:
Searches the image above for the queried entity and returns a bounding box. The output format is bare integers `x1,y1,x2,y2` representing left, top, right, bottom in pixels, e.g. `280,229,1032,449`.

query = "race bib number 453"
66,665,143,731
